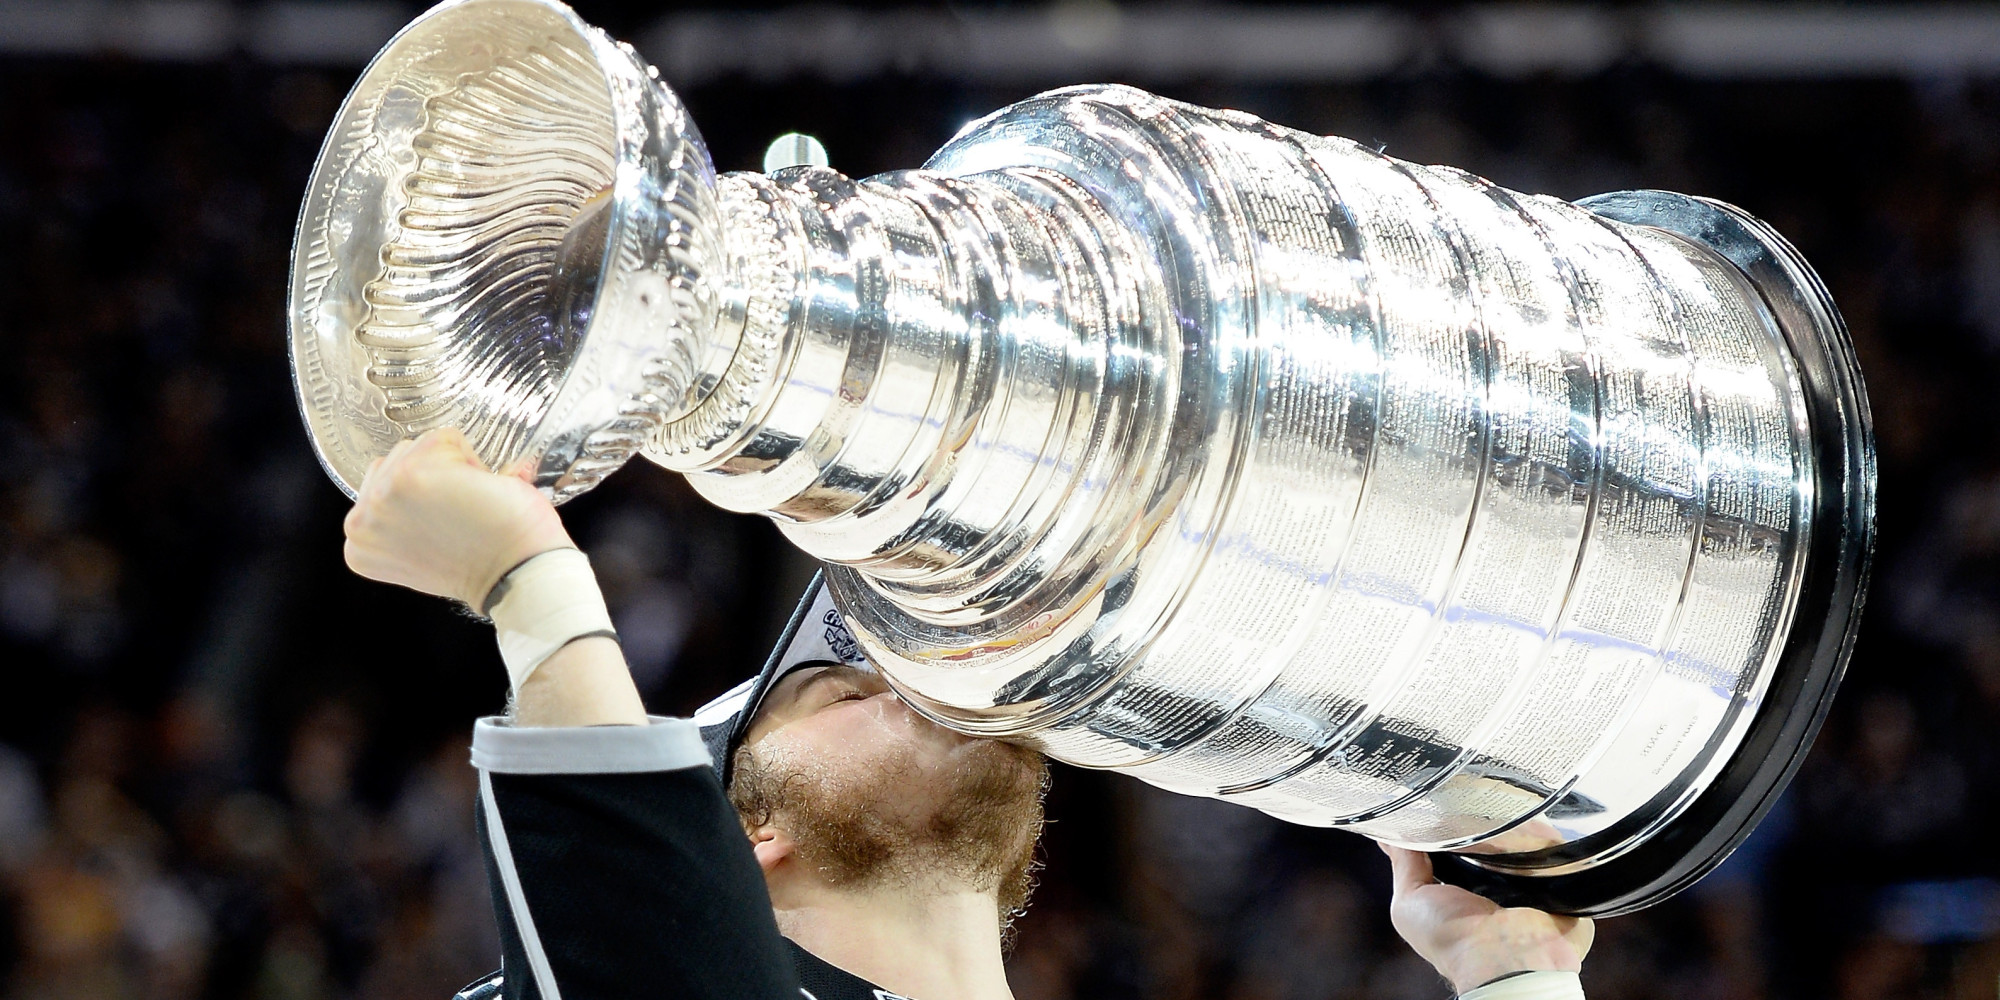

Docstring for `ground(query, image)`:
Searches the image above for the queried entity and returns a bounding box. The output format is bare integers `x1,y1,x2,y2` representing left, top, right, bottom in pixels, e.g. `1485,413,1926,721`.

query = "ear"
749,825,795,876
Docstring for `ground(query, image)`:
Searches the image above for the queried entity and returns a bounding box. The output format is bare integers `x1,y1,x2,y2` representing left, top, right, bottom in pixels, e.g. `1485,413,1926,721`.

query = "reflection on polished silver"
291,0,1874,912
761,133,830,174
291,0,724,503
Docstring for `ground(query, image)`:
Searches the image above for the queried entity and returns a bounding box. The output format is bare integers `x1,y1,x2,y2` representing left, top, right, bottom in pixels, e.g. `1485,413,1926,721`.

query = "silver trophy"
290,0,1874,915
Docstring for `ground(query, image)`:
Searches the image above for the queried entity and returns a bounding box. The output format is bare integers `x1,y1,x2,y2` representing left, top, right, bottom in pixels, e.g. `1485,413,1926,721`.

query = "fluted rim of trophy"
287,0,723,502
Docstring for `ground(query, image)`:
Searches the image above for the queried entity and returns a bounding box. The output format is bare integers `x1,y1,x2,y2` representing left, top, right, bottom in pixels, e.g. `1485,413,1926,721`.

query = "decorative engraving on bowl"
354,26,616,458
290,0,724,501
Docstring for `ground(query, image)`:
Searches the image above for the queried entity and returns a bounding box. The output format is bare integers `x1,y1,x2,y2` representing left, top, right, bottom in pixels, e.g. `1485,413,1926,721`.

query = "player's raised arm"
341,427,799,1000
341,427,642,727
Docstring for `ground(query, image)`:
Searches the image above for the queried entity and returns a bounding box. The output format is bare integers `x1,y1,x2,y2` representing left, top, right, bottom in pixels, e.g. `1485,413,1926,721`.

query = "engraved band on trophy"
288,0,1875,916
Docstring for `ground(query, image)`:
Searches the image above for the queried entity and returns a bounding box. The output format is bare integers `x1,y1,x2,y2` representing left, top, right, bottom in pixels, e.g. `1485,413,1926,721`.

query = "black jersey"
460,715,911,1000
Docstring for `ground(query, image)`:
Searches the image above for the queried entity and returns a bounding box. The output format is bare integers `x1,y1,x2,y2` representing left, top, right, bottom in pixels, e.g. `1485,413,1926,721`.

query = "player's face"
734,663,1046,906
745,663,895,739
741,663,1004,821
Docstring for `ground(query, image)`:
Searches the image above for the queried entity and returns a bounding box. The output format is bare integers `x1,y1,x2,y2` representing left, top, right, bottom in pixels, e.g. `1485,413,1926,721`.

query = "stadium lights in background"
0,1,1996,78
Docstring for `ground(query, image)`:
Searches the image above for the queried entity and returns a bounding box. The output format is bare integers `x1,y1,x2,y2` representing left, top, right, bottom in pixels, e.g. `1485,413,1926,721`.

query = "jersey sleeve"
469,716,802,1000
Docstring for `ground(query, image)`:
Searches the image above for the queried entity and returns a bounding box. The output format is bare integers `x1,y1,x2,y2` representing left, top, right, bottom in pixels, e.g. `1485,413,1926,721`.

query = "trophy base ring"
1429,193,1875,918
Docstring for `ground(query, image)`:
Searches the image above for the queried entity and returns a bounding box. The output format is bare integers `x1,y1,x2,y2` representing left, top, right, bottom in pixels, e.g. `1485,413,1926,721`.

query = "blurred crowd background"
1,2,1997,999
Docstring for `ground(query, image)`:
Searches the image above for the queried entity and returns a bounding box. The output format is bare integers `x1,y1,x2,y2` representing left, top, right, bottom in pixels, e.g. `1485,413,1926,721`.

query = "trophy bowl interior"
288,0,720,502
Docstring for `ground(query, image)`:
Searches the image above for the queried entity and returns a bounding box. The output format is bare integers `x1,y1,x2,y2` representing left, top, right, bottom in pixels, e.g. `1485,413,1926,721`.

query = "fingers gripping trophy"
295,0,1874,942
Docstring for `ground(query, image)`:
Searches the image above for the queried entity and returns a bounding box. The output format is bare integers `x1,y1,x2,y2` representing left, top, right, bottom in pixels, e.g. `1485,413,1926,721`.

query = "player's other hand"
1381,843,1594,994
342,428,573,608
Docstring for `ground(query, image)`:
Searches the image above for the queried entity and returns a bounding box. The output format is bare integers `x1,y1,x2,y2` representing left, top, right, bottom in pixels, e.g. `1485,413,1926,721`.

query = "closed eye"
791,665,888,713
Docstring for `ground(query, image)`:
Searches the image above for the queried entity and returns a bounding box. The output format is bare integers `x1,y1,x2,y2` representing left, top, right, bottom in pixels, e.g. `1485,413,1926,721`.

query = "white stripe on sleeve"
480,769,563,1000
471,715,710,775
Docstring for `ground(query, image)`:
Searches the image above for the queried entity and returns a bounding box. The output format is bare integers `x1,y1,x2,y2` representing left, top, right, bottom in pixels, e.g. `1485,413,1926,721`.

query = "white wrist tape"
486,548,617,692
1460,971,1584,1000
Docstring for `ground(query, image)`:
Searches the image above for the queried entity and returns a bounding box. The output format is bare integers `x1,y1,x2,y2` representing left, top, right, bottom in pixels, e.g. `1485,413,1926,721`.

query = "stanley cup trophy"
289,0,1875,916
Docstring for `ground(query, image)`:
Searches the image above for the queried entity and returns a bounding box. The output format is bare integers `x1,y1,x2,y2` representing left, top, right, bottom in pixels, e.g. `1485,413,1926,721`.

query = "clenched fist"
1383,844,1594,994
342,428,574,608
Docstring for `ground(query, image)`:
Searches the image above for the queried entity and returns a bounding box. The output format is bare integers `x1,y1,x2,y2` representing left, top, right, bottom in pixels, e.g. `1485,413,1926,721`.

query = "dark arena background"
0,2,1996,998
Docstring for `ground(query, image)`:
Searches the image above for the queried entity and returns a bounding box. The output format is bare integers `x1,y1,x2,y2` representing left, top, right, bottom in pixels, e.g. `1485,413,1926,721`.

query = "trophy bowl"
289,0,726,503
290,0,1875,916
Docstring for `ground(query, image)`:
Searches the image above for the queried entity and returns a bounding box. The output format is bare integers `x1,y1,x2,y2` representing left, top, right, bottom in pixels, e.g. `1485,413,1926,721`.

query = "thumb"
1565,915,1596,958
416,426,484,468
1381,843,1435,897
502,455,540,485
